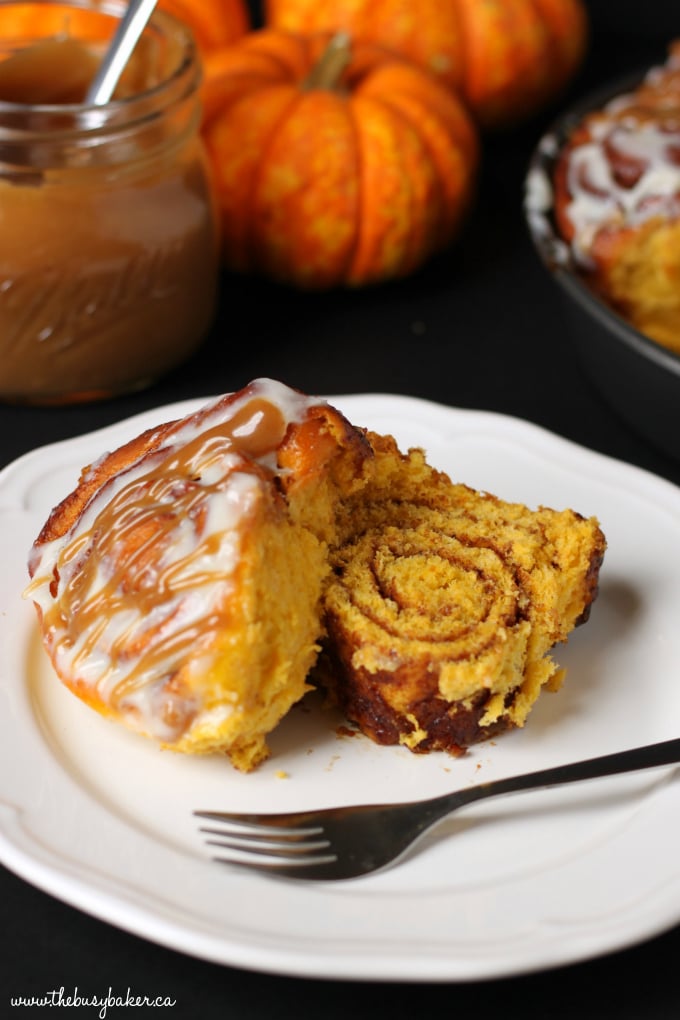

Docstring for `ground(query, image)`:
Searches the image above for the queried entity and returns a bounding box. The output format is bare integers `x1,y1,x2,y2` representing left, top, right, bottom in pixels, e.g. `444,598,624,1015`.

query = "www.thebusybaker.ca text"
10,986,176,1018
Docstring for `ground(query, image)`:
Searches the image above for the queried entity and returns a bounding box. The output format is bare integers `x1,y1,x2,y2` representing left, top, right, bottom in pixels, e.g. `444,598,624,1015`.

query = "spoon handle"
86,0,159,106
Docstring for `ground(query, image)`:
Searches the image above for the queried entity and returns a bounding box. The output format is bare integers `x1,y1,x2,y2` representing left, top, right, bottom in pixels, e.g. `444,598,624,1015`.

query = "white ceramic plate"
1,393,679,982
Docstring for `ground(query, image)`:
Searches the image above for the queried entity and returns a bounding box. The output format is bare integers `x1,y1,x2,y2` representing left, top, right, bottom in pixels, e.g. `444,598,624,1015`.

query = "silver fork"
195,737,680,881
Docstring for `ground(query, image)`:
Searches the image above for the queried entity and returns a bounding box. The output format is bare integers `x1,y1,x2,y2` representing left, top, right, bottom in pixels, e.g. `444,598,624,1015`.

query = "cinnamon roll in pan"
318,434,606,755
553,42,680,354
26,379,373,771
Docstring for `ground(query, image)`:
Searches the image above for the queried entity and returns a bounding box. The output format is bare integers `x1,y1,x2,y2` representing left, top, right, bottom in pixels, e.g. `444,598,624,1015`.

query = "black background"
1,2,679,1017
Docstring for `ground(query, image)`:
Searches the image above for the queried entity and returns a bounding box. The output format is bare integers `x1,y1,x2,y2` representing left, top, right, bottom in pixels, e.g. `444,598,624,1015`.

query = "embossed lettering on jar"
0,0,219,403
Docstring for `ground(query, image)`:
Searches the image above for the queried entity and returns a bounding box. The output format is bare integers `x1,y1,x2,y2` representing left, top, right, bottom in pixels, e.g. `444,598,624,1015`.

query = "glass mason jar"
0,0,219,404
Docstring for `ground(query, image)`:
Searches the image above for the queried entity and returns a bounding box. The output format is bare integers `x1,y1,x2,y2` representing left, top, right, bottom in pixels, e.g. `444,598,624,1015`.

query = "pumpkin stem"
303,32,352,91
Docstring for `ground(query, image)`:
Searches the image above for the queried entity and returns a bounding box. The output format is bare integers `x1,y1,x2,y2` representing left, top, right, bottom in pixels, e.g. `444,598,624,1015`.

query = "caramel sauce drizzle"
28,381,322,740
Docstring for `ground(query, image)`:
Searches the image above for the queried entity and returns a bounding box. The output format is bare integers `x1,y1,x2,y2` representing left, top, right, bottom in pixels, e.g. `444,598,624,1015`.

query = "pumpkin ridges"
357,61,479,168
201,69,285,128
347,94,421,285
201,48,293,127
356,64,478,247
202,30,315,264
490,0,556,118
203,48,290,85
250,90,361,287
239,27,313,81
266,0,465,91
522,0,576,111
204,28,478,287
360,85,472,249
454,0,545,126
159,0,249,52
308,0,369,37
205,86,303,272
265,0,588,128
531,0,588,85
361,91,446,274
360,1,465,89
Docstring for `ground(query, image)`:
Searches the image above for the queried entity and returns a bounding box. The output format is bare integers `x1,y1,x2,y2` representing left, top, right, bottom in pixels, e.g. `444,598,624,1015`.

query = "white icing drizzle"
26,379,326,743
562,56,680,265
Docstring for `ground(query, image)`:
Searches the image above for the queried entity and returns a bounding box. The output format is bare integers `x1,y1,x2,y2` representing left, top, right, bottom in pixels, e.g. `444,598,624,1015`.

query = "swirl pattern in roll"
320,433,606,755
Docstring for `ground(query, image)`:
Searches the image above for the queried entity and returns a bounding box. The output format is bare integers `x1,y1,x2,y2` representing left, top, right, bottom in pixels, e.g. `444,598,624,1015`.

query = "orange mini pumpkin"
159,0,249,54
266,0,588,129
203,29,479,289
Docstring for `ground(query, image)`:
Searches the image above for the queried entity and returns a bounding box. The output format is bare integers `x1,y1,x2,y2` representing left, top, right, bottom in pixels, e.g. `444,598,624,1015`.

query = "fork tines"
194,810,338,870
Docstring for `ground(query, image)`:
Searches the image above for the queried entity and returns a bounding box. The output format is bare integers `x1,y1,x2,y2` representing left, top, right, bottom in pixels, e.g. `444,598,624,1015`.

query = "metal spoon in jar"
85,0,159,106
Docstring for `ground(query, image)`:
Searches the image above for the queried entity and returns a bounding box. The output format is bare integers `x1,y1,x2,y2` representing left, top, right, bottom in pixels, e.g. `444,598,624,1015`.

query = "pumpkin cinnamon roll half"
26,379,372,771
319,433,606,755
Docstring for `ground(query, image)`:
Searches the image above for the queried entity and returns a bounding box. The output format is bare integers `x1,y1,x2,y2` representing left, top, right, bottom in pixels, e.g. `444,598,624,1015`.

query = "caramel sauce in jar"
0,1,219,404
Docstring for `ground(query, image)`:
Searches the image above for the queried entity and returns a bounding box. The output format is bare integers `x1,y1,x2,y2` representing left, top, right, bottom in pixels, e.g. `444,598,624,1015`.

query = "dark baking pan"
524,69,680,462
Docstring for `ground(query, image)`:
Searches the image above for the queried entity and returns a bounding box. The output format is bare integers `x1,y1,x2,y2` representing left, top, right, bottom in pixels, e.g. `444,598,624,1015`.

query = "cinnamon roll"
26,382,606,768
318,433,606,755
553,42,680,352
26,379,372,771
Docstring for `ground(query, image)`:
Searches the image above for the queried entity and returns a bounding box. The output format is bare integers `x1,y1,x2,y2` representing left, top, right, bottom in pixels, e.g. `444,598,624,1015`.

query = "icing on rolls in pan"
553,42,680,353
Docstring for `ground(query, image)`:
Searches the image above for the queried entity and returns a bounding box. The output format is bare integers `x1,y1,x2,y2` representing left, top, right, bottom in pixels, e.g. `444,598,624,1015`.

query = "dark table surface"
2,2,679,1017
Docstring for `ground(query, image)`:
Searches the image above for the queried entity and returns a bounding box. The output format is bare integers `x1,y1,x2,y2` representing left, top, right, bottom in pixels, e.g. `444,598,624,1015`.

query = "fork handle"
440,737,680,816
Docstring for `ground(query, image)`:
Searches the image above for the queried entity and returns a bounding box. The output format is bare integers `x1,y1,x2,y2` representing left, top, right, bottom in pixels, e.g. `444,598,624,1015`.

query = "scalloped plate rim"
1,392,679,982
